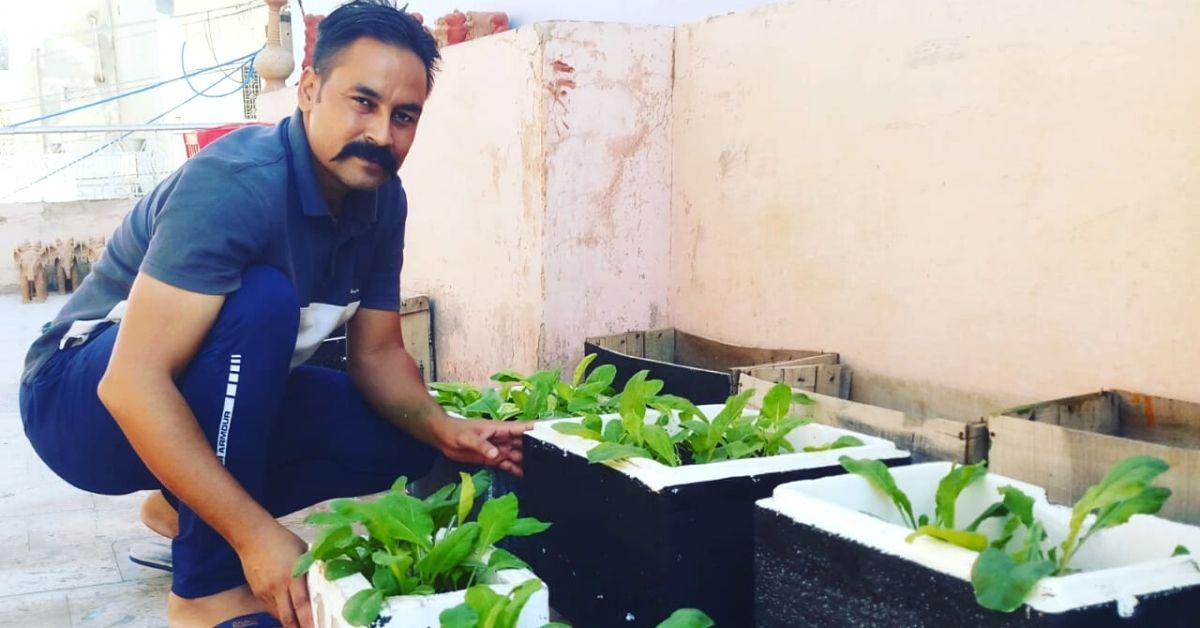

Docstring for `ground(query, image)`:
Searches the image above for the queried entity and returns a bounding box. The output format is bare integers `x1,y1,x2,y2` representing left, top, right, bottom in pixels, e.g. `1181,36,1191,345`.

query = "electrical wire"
26,1,259,42
2,52,261,200
3,48,260,129
181,42,257,98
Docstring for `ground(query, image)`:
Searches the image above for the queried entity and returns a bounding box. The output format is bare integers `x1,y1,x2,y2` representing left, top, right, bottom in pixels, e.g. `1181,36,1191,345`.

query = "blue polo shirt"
21,109,407,384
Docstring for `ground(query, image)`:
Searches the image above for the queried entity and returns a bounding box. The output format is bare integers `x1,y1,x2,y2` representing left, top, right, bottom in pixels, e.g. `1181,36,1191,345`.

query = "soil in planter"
518,436,911,628
754,506,1200,628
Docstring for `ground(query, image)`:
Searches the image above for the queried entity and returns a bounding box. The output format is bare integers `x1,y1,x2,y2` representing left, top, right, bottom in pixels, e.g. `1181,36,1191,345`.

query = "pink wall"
670,0,1200,404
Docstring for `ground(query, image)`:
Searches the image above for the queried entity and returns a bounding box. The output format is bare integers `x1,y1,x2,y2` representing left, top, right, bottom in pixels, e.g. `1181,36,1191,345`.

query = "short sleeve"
139,158,267,295
358,186,407,311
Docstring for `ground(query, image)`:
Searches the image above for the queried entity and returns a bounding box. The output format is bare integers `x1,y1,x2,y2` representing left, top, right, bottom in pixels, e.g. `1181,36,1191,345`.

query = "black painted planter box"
518,416,910,627
755,463,1200,628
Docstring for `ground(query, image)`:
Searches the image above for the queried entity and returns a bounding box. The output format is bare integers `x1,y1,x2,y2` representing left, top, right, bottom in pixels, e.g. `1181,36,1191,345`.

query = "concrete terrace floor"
0,293,319,627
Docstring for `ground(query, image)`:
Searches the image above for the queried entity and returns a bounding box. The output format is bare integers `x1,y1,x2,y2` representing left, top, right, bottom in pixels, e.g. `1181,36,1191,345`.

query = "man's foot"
167,586,272,627
141,490,180,539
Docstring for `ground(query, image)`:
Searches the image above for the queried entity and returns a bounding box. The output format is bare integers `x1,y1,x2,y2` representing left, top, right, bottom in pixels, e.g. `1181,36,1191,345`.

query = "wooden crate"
585,328,848,404
304,294,436,382
989,390,1200,524
739,374,989,463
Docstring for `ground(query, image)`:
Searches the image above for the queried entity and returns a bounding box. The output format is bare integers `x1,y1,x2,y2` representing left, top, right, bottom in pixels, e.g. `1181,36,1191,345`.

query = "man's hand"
239,523,313,628
430,416,532,477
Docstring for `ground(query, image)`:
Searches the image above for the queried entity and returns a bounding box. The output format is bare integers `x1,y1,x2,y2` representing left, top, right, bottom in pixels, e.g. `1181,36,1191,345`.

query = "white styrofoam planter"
758,462,1200,623
308,562,549,628
531,403,910,492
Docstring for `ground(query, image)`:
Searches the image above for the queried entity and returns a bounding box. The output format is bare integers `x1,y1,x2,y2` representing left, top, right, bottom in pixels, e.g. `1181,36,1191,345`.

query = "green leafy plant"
488,608,713,628
969,455,1172,612
431,354,620,421
555,377,859,467
837,455,1174,613
293,472,552,626
438,578,545,628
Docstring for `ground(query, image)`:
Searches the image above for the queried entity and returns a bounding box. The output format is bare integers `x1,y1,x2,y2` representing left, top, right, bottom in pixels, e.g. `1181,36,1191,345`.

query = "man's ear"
298,67,320,112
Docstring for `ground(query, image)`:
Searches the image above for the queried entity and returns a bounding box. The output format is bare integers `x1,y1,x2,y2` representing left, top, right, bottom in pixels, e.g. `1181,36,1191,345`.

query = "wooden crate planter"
308,560,549,628
740,374,989,463
305,294,436,380
585,327,848,404
989,390,1200,524
755,462,1200,627
519,406,910,627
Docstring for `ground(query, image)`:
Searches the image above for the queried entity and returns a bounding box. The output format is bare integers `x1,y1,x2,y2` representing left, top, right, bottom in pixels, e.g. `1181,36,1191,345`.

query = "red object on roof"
183,123,272,158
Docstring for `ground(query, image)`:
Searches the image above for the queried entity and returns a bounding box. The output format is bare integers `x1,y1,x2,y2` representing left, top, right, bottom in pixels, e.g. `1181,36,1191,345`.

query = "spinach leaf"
802,435,864,453
970,547,1055,613
839,455,917,530
905,525,988,552
934,460,988,529
656,608,715,628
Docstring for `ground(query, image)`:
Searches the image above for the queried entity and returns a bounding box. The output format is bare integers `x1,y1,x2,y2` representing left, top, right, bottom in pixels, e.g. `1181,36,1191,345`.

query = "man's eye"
393,113,413,124
353,97,371,107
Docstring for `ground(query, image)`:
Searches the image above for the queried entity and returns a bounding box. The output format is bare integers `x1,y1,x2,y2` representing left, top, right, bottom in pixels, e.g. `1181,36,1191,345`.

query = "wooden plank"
850,369,1022,426
988,415,1200,525
400,296,435,383
1002,391,1119,434
1116,390,1200,448
736,365,819,392
673,329,822,372
814,364,846,398
739,374,985,463
643,328,675,362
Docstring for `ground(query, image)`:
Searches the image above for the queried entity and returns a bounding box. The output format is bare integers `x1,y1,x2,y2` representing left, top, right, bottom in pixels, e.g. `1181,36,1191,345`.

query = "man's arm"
97,273,312,628
346,307,529,476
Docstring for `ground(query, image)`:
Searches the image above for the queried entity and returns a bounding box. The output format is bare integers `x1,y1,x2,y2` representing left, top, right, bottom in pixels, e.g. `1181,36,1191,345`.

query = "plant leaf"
761,383,794,422
324,558,361,580
418,522,481,582
1173,545,1191,556
905,525,989,552
1061,455,1170,573
342,589,385,627
839,456,917,530
601,419,625,443
1089,486,1172,534
935,460,988,529
310,525,353,561
508,517,552,537
464,584,506,620
642,424,680,466
964,503,1008,533
552,421,603,441
490,369,527,383
439,603,478,628
587,442,653,464
656,608,716,628
573,354,598,387
971,547,1055,613
487,548,531,571
291,551,315,578
499,578,544,628
1000,486,1037,527
457,472,476,526
476,493,518,552
802,434,863,453
585,363,618,389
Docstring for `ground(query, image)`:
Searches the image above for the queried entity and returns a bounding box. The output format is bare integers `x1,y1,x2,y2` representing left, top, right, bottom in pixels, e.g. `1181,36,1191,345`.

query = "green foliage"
552,379,854,468
837,455,1174,614
438,578,545,628
430,354,620,421
293,472,551,627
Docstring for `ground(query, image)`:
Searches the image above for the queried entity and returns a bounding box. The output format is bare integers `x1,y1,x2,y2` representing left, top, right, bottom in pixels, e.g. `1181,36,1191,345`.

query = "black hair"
313,0,440,93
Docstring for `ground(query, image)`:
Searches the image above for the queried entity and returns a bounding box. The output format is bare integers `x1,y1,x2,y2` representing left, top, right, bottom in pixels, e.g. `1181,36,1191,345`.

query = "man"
17,2,527,626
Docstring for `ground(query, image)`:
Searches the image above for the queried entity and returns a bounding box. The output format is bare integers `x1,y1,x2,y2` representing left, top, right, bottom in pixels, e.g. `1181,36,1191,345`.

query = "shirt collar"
285,109,383,226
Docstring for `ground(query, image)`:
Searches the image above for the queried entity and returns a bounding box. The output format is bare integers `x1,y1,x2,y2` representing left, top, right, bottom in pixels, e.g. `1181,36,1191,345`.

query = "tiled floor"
0,295,319,626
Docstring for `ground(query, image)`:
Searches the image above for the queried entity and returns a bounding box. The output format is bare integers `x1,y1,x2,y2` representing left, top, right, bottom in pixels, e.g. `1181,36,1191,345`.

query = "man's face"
298,37,428,196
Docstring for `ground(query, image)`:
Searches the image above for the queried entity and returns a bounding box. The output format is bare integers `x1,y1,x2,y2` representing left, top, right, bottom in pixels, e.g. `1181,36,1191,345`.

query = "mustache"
331,140,397,172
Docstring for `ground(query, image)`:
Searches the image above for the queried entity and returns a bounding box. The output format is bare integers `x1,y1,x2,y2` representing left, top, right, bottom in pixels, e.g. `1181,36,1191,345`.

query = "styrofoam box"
760,462,1200,615
308,561,549,628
